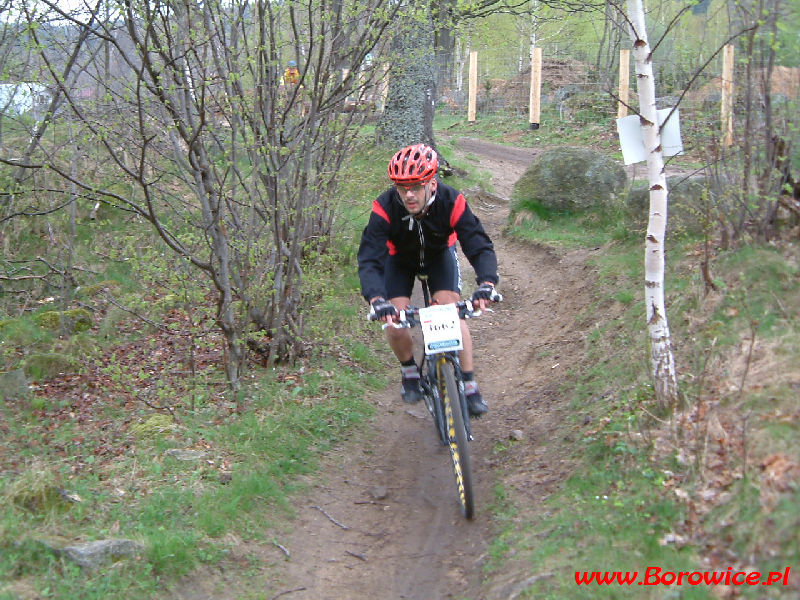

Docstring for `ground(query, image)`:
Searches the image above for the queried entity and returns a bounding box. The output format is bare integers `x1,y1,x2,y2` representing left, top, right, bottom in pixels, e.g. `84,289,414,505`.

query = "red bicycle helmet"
387,144,438,185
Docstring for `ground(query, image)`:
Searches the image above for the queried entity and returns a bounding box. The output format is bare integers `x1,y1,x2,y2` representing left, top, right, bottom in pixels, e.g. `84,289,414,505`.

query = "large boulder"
511,147,628,215
626,175,712,235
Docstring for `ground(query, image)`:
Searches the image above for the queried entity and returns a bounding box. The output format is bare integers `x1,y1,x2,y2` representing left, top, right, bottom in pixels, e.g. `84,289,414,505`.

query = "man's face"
394,181,432,215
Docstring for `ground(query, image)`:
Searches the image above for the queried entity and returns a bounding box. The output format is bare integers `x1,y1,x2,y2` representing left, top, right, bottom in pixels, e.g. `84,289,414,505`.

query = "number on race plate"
418,304,463,355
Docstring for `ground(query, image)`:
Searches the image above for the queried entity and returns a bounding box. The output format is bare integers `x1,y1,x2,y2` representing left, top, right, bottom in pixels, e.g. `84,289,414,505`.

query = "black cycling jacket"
358,181,498,302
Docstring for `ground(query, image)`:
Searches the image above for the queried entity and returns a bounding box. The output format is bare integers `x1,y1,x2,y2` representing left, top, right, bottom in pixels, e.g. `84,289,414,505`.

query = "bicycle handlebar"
368,296,503,329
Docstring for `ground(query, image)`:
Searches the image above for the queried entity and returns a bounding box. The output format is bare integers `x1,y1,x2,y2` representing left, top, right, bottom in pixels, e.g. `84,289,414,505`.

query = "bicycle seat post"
418,275,431,308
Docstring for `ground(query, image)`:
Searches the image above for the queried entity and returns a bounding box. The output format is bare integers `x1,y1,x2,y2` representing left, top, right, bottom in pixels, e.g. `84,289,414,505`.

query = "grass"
436,105,622,156
465,109,798,596
0,136,397,599
0,345,383,597
1,108,796,598
493,194,799,598
0,127,492,599
508,207,638,249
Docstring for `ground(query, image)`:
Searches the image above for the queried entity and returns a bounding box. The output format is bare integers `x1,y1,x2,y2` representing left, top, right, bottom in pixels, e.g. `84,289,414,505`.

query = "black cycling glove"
370,297,398,320
471,283,498,304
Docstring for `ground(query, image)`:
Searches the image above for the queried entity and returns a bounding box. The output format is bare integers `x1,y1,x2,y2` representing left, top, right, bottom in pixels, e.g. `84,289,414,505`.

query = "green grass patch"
498,173,799,598
0,144,391,598
435,107,621,156
515,448,705,598
0,346,383,599
508,206,638,250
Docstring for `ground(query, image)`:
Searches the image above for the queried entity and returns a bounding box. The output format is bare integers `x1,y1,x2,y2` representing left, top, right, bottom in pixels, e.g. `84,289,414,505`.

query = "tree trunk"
376,7,437,149
626,0,679,409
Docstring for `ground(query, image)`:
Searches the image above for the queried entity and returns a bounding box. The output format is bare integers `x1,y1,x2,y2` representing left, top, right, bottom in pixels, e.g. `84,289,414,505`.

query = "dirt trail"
175,139,598,600
239,138,599,600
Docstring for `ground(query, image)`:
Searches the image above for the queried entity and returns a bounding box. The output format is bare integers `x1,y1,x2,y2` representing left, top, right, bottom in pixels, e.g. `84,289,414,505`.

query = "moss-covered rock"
76,280,121,298
130,414,176,439
33,311,60,329
34,308,93,333
2,461,72,514
0,369,30,401
511,147,628,216
23,352,81,380
625,175,712,236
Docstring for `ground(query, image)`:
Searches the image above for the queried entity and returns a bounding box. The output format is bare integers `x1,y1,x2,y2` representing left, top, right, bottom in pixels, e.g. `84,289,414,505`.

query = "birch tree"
625,0,679,408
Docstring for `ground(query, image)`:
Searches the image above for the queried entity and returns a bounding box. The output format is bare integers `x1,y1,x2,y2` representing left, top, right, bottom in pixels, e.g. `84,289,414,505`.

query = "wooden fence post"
618,48,630,119
721,44,735,147
468,50,477,122
529,46,542,129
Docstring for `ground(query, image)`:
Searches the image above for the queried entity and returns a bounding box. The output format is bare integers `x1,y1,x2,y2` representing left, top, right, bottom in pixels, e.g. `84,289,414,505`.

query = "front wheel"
439,360,475,519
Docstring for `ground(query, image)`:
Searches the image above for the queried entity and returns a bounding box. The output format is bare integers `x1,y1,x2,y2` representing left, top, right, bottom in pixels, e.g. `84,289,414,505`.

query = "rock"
34,308,93,333
625,175,712,235
511,147,627,215
75,280,121,298
60,539,145,570
23,352,81,381
553,84,582,102
131,414,176,439
164,449,207,461
0,369,30,401
368,485,389,500
656,95,680,110
509,430,525,441
4,462,72,513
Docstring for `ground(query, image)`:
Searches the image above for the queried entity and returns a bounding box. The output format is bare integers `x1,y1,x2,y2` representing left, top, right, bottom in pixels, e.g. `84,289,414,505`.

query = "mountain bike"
370,277,502,519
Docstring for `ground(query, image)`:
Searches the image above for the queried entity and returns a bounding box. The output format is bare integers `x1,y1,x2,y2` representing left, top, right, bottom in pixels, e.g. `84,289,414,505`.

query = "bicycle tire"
421,369,447,443
438,359,475,519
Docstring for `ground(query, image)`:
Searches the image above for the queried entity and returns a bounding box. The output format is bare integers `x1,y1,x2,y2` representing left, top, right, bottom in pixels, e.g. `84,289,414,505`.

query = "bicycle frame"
417,277,472,443
369,276,483,518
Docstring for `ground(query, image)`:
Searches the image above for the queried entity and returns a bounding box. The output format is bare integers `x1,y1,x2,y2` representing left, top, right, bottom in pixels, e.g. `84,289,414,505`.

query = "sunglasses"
394,182,427,194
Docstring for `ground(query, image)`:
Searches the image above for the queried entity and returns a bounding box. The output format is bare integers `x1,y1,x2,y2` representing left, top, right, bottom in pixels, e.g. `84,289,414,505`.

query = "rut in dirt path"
172,139,598,600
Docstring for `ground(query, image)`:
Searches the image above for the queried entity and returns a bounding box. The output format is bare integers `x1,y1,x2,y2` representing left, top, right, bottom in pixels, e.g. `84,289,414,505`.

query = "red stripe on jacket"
372,199,390,223
372,200,397,255
450,194,466,227
448,193,466,246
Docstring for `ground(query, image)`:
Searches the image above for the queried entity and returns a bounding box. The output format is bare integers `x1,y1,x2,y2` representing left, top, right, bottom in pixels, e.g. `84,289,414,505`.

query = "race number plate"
418,304,463,355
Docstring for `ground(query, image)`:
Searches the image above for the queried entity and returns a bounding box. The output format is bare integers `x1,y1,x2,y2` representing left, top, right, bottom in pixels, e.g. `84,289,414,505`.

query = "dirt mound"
485,57,592,107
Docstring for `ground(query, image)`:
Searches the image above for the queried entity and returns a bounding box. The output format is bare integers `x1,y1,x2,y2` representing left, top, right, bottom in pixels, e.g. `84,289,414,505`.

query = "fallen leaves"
759,453,800,512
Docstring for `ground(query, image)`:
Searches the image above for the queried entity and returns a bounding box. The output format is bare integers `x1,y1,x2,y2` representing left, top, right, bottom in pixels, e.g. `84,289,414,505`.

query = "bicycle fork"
422,354,473,443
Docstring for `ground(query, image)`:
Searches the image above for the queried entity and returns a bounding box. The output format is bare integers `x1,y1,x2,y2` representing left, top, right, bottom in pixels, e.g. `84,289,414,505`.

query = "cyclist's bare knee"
432,290,459,305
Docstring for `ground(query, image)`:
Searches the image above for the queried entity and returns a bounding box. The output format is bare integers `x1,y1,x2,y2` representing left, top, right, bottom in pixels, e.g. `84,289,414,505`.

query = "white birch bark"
626,0,679,407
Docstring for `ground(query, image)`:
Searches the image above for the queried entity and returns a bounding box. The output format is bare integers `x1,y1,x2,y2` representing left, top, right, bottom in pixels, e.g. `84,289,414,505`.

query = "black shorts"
384,246,463,299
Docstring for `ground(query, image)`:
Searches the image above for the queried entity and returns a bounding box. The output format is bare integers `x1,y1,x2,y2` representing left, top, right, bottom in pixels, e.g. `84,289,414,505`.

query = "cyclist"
282,60,300,86
358,143,500,417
